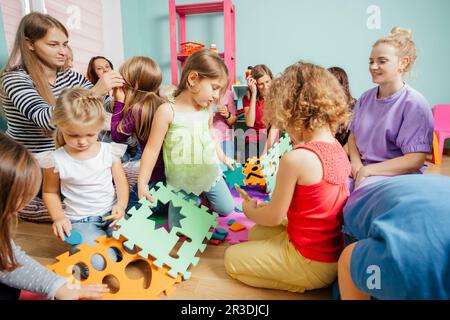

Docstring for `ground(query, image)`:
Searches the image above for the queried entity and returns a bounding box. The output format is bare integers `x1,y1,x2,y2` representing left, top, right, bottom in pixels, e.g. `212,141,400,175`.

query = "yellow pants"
224,224,338,293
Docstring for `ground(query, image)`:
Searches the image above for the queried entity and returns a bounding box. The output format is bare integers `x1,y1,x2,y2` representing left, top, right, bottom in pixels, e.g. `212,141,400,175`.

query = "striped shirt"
0,68,112,153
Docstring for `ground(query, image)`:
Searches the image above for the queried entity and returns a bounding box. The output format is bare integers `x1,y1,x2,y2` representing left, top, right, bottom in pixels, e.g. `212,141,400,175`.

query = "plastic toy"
209,239,223,246
48,235,182,300
215,228,229,236
113,182,218,279
212,233,226,240
227,219,236,226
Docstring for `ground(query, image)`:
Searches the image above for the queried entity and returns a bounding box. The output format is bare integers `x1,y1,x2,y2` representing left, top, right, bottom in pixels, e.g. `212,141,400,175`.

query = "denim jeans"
168,177,234,229
70,213,119,273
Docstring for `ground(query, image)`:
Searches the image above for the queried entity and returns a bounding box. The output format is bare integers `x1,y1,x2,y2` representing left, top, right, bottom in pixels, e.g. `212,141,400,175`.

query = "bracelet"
225,112,231,120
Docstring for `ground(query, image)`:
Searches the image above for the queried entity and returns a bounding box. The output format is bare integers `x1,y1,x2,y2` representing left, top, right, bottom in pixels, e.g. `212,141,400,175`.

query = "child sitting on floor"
0,132,108,300
224,62,351,293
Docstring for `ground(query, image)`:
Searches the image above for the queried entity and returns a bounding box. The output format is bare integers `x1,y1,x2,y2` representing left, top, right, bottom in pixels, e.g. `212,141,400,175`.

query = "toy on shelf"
113,182,218,280
48,235,182,300
232,84,248,110
180,41,205,56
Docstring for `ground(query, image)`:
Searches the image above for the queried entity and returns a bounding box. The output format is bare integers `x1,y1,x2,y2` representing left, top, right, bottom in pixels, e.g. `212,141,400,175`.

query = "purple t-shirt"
111,101,165,182
349,84,434,173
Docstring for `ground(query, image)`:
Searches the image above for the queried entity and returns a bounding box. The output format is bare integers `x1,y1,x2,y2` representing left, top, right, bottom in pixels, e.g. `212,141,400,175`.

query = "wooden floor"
14,154,450,300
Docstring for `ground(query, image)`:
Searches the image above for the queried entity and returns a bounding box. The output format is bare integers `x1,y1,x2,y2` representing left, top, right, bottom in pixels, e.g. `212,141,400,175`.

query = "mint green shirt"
163,105,221,195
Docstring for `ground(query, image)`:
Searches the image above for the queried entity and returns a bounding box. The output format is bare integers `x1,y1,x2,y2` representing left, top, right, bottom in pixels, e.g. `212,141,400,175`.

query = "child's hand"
351,161,364,179
242,198,258,213
54,283,109,300
109,204,126,227
354,166,370,188
113,86,126,103
138,185,156,205
247,77,257,95
217,105,230,118
222,157,235,171
52,217,72,242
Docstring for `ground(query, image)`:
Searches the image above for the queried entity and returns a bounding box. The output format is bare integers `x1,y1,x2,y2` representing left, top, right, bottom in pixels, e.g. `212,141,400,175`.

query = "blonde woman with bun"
347,27,434,190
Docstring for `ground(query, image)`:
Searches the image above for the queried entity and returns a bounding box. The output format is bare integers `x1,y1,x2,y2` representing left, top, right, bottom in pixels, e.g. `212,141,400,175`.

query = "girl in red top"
225,62,351,293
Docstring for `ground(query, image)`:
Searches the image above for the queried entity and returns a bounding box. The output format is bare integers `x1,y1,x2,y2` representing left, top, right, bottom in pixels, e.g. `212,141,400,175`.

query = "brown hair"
52,88,105,148
373,27,417,73
0,133,41,272
174,49,229,98
2,12,68,105
327,67,355,108
86,56,114,85
246,64,273,100
263,62,350,135
117,56,164,142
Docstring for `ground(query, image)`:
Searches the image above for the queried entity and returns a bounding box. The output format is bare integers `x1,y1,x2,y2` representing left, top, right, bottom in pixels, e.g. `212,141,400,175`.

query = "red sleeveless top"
287,140,351,262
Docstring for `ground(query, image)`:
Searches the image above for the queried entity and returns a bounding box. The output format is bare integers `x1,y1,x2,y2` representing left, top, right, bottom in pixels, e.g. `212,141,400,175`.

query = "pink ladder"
168,0,236,88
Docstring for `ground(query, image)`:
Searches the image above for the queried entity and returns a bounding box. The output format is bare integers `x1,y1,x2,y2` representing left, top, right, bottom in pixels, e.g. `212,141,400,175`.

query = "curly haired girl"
224,62,351,293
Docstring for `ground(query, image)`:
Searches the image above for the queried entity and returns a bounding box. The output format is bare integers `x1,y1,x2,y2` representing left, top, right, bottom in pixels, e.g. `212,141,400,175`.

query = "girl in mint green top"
138,50,235,228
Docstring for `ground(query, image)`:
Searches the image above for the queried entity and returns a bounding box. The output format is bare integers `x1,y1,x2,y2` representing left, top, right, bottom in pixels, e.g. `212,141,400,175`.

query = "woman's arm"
2,72,54,130
110,161,129,226
348,133,363,179
355,153,427,187
137,103,172,201
263,127,280,154
42,168,71,241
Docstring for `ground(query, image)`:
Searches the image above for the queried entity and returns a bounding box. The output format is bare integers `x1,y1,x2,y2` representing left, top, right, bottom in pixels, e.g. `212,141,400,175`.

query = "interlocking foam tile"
113,182,218,280
47,235,181,300
223,163,247,188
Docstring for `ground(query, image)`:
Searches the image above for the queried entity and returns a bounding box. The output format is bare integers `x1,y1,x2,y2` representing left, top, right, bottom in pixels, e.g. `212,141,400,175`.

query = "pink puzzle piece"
216,199,255,244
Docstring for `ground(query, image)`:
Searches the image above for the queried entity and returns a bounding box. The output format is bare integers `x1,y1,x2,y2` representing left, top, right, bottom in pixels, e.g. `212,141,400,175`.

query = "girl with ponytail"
347,27,434,190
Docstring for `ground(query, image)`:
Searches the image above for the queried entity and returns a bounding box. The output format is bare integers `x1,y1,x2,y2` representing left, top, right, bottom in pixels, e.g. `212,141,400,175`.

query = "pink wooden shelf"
169,0,236,87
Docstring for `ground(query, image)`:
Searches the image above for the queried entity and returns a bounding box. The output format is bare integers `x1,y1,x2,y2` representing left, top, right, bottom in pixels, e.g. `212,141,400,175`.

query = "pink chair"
431,104,450,165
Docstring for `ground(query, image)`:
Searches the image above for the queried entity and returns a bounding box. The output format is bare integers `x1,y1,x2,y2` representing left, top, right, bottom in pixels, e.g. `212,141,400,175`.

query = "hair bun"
390,27,412,40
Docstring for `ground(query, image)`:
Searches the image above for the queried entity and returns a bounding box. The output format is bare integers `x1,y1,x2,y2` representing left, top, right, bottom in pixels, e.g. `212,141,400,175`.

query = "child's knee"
214,200,234,216
224,247,238,277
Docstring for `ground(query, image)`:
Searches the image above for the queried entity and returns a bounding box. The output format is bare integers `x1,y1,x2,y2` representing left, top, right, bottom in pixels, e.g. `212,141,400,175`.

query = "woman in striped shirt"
0,12,124,221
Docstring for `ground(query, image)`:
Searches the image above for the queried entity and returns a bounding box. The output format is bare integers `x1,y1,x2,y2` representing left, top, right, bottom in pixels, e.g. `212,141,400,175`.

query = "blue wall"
120,0,450,108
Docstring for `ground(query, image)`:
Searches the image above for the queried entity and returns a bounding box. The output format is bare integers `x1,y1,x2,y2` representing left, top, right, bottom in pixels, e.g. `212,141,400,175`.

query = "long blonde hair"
2,12,69,105
374,27,417,73
0,133,41,272
117,56,164,142
52,88,105,148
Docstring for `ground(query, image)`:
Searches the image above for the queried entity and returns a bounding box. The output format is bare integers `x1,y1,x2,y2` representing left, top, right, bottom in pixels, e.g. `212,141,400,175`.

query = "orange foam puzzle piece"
229,221,246,232
47,235,182,300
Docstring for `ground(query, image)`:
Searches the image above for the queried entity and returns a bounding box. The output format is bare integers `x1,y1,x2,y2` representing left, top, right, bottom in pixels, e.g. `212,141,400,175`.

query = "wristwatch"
225,112,231,120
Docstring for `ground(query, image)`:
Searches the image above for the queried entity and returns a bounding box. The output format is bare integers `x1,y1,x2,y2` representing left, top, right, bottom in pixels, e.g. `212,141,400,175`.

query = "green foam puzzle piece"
260,133,293,197
113,182,218,280
223,163,246,188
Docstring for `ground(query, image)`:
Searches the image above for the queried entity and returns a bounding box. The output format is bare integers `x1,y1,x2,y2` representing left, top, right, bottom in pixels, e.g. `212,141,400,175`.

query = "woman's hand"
52,217,72,242
247,77,257,96
55,283,110,300
351,160,364,179
354,166,370,188
93,71,125,96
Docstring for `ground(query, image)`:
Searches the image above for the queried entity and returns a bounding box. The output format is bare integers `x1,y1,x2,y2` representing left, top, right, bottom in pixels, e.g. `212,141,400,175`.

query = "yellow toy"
48,235,182,300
